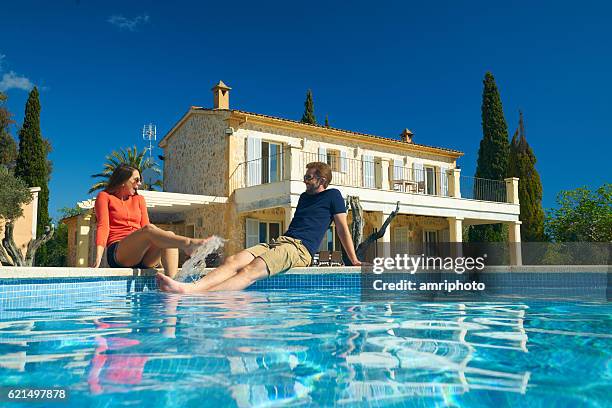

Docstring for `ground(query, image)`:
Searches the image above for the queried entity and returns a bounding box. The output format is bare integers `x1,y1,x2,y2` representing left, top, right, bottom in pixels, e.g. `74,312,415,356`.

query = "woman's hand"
91,257,102,268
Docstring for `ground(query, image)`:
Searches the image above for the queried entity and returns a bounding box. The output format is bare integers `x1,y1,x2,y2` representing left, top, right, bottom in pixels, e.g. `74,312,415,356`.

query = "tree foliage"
300,89,316,125
545,184,612,242
0,91,17,167
14,87,51,237
0,166,33,221
89,146,162,194
469,72,510,242
508,111,545,241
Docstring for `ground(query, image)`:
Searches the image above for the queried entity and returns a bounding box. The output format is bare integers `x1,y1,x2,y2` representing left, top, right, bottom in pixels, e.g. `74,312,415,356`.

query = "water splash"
175,235,227,283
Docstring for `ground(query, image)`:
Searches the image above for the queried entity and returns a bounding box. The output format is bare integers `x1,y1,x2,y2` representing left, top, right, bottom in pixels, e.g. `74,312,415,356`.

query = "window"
423,230,439,256
424,166,437,195
327,149,341,172
394,226,410,254
262,141,283,183
246,218,281,247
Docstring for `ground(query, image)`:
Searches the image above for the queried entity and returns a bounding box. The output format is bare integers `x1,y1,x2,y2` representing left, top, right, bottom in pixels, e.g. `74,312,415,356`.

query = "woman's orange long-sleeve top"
94,191,150,247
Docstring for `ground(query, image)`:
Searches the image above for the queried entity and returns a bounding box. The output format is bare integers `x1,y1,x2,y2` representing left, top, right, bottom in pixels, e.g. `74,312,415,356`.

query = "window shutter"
318,146,327,163
246,136,262,187
362,154,375,188
246,219,260,248
440,166,449,196
340,150,348,173
413,162,424,184
393,159,404,181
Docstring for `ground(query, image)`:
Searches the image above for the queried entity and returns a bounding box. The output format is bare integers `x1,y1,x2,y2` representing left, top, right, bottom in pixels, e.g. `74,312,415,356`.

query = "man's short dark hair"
306,162,332,188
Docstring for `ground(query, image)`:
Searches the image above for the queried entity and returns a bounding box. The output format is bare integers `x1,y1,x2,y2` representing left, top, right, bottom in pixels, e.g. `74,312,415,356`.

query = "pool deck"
0,265,609,279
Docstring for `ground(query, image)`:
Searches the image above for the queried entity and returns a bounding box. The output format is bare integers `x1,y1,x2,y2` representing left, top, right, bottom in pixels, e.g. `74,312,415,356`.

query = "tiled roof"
196,108,463,156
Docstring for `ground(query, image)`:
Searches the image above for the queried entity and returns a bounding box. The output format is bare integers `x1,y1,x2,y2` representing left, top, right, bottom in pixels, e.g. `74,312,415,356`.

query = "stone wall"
181,204,286,257
391,214,449,243
163,111,230,196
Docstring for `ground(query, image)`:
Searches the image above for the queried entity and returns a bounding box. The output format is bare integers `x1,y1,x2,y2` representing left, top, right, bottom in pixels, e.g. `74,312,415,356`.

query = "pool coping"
0,265,608,279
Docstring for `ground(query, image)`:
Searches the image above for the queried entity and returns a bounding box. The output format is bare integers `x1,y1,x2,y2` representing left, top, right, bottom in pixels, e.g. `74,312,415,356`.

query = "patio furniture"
318,251,331,266
330,251,343,266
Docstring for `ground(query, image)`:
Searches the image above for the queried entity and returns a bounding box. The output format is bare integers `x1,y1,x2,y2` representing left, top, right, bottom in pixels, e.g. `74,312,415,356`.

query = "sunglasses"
303,174,319,181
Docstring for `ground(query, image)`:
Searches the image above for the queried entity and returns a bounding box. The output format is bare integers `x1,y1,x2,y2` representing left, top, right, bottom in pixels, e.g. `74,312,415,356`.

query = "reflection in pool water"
0,290,610,407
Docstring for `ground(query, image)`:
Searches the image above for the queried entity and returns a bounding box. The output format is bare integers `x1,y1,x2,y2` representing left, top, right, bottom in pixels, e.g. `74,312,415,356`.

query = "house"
66,81,521,267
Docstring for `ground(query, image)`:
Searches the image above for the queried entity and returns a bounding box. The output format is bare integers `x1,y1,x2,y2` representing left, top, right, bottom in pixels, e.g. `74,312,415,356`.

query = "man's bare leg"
206,257,269,291
156,250,256,294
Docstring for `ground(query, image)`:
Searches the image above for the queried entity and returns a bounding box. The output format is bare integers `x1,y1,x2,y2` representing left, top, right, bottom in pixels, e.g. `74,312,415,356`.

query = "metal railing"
229,150,509,203
229,148,288,192
460,176,507,203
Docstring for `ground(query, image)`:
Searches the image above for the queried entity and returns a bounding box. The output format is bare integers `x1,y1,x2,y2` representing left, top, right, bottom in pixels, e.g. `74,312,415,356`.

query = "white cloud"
107,14,150,31
0,71,34,92
0,53,34,92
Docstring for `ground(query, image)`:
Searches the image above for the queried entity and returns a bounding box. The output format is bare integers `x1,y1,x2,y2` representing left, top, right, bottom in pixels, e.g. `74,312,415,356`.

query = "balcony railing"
229,150,510,203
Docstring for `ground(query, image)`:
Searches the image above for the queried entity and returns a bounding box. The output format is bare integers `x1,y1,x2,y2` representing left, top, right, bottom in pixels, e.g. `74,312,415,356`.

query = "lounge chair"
318,251,331,266
330,251,343,266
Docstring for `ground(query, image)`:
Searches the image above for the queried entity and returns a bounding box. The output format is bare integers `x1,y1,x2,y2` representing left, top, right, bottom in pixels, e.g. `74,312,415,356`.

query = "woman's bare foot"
156,273,191,294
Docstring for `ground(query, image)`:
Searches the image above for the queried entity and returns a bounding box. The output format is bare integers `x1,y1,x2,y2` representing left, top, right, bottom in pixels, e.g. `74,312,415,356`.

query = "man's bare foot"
184,237,213,257
156,273,191,294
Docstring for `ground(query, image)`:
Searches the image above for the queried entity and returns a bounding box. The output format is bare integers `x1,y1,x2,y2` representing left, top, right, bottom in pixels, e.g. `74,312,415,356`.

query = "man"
157,161,361,293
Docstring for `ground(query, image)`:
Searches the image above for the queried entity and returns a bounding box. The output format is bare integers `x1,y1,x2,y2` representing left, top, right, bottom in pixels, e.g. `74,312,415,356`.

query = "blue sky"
1,1,610,222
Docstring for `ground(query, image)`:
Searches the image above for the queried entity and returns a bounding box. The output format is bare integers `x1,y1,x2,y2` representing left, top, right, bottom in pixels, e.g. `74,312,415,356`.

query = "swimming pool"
0,274,610,407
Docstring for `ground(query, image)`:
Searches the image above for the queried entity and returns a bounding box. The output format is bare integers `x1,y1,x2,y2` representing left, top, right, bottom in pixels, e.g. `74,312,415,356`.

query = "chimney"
400,128,414,143
212,80,231,109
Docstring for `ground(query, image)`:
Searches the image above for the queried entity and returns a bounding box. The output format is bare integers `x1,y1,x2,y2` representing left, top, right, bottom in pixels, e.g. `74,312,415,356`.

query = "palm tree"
89,146,162,194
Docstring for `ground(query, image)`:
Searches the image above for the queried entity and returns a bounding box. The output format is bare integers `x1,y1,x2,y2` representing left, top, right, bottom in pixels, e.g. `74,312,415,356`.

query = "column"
504,177,520,204
508,221,522,266
448,169,461,198
447,217,463,258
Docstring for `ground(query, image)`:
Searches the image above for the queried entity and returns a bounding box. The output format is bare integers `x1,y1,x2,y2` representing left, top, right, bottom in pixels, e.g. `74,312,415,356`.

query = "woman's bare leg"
160,248,179,278
116,224,208,267
156,250,256,294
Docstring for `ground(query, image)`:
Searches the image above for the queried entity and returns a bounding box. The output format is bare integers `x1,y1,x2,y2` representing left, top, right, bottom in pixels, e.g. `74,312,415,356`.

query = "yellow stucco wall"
0,196,36,261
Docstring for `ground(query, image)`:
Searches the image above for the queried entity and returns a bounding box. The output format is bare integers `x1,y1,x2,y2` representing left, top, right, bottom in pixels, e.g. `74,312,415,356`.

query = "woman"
92,164,209,277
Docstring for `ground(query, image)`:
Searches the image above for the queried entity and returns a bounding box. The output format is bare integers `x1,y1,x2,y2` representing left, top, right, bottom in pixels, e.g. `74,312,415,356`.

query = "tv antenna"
142,123,156,159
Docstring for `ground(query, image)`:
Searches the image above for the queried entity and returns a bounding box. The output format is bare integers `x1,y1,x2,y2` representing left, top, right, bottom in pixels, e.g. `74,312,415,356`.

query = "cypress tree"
468,72,510,242
14,87,50,237
300,89,316,125
0,92,17,167
324,114,330,128
508,111,545,241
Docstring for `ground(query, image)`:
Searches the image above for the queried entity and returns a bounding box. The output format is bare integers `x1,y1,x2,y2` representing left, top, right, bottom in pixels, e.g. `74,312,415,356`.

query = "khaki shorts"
246,236,312,276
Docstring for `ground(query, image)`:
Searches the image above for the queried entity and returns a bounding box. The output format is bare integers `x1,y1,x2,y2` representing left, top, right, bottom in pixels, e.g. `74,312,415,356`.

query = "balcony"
229,149,512,204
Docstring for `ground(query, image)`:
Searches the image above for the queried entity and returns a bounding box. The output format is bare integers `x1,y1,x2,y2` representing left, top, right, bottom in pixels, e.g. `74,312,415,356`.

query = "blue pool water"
0,277,610,407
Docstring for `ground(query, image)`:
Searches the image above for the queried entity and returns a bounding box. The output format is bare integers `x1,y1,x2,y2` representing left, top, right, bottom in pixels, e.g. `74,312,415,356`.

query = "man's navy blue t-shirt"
284,188,346,255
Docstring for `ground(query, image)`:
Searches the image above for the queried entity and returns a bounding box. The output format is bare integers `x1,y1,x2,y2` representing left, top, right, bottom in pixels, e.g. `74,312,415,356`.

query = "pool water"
0,288,610,407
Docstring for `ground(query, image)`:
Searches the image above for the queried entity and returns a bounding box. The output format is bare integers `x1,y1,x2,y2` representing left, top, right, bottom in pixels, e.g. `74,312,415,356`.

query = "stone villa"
65,81,521,267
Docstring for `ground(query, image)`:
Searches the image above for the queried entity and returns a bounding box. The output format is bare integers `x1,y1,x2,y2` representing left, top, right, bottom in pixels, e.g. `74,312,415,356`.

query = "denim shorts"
106,241,149,269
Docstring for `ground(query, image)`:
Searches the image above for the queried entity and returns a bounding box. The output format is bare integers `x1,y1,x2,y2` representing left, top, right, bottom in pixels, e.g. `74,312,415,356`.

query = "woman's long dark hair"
105,165,140,194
